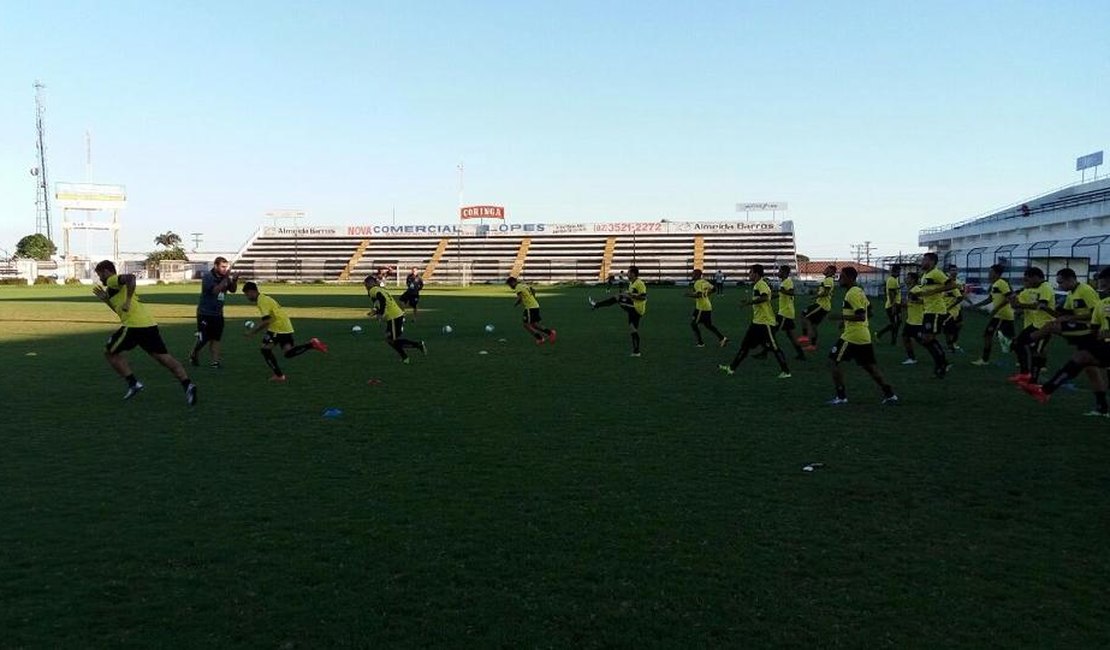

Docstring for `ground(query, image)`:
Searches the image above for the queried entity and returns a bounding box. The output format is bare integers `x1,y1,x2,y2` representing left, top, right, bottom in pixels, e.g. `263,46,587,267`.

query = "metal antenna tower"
33,80,53,242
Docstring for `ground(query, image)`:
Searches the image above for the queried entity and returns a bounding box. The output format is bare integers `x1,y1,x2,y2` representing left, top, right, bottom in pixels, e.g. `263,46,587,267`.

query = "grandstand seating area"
231,221,797,284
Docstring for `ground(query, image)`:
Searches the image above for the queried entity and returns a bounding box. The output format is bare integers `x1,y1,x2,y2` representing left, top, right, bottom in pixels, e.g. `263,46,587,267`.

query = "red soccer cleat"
310,337,329,353
797,335,810,344
1007,373,1032,384
548,329,557,344
535,336,546,346
802,345,818,352
270,374,287,382
1019,382,1050,404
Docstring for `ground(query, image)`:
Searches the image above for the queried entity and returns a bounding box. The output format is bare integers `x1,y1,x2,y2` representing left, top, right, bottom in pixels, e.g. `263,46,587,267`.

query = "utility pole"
850,241,877,265
190,232,203,253
33,81,52,242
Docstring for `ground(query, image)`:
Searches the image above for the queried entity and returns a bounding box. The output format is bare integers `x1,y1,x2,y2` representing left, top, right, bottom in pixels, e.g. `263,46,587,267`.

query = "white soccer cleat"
123,382,145,401
826,397,849,406
185,383,198,406
900,358,918,365
588,296,597,307
881,395,900,405
777,372,792,379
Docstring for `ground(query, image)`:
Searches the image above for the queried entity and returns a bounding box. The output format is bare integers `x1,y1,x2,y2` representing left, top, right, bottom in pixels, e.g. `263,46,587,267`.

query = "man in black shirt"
189,256,238,368
399,267,424,319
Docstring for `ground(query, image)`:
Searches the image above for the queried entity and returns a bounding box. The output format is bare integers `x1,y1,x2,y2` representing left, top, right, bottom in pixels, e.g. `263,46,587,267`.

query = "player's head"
213,256,230,275
410,267,419,275
921,252,938,270
906,271,920,285
362,274,379,288
778,264,791,279
242,281,260,302
1023,266,1045,287
988,264,1004,281
824,265,837,277
506,276,518,288
839,266,858,287
1055,267,1078,291
890,264,901,276
1097,266,1110,290
692,269,703,280
93,260,116,282
627,266,639,279
945,264,958,279
748,264,764,281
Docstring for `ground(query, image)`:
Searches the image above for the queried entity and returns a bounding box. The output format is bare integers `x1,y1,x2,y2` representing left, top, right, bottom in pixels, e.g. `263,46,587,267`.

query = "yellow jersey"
692,278,713,312
906,285,924,326
840,285,871,344
778,277,796,318
816,276,834,311
1097,296,1110,341
369,285,404,320
256,293,294,334
751,278,776,325
513,283,540,309
884,276,902,309
105,275,156,328
1017,284,1055,330
946,282,965,317
920,268,950,315
989,279,1014,321
628,279,647,315
1061,282,1100,338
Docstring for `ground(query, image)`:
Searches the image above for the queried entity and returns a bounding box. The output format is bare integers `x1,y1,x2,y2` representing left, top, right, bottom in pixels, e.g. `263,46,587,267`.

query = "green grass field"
2,283,1108,647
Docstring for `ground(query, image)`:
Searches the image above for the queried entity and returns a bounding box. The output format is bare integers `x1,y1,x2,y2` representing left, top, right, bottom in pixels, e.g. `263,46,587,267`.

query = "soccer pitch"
1,283,1107,647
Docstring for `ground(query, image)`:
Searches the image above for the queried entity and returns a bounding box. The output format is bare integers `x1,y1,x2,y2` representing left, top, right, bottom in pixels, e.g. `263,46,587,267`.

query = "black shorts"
775,314,796,332
741,323,779,351
1064,333,1100,351
106,325,169,355
984,318,1016,339
523,308,542,325
400,290,419,307
885,306,900,321
802,304,828,324
621,305,643,328
922,313,949,334
196,313,226,342
262,331,295,347
902,324,923,341
829,340,877,366
1015,326,1050,357
692,309,714,326
943,313,963,334
386,316,405,339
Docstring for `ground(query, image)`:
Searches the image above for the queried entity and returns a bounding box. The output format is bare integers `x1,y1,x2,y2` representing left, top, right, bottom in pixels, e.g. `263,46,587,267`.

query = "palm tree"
154,231,182,248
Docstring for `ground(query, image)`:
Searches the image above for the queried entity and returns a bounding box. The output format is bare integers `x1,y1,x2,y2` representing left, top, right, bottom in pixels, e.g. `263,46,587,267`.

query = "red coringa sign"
460,205,505,220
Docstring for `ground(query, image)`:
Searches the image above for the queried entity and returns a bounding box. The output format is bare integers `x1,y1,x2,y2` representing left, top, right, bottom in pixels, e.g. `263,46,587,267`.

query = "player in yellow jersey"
916,252,957,378
507,276,557,345
942,265,968,353
1007,267,1057,384
874,264,903,346
685,269,727,347
826,267,898,405
773,264,807,360
968,264,1015,366
242,282,328,381
799,264,836,351
1021,268,1107,414
718,264,791,378
591,265,646,356
366,270,426,363
899,271,926,365
92,260,197,405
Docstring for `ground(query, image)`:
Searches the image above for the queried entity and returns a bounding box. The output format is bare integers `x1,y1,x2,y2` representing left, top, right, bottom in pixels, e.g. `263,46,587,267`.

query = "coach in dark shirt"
190,256,238,368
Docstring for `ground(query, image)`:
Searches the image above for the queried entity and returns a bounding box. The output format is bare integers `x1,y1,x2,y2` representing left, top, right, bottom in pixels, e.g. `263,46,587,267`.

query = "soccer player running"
1021,268,1107,415
1008,267,1057,385
969,264,1015,367
942,265,968,353
92,260,197,405
718,264,791,379
874,264,903,345
900,271,926,365
686,268,727,348
826,266,898,406
774,264,807,360
590,265,647,356
189,256,238,368
366,270,426,363
917,252,957,378
399,267,424,320
242,281,328,381
798,264,836,352
507,276,557,345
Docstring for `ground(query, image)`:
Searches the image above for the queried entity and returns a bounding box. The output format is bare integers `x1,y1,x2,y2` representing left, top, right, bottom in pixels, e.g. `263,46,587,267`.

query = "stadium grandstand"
918,177,1110,285
232,220,797,284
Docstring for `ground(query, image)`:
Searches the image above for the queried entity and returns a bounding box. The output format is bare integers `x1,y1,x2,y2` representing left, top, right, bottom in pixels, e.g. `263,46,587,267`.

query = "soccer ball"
244,320,255,329
351,325,363,334
442,325,453,334
484,324,495,333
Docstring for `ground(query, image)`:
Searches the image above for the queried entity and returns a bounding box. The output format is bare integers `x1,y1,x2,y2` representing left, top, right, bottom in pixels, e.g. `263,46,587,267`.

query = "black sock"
774,350,790,373
631,332,640,353
284,344,312,358
1043,361,1081,395
191,339,205,357
982,345,992,362
904,344,916,360
180,378,192,390
261,348,283,376
836,385,847,399
124,374,138,387
391,339,408,360
881,383,895,398
1031,359,1047,383
691,322,704,345
730,348,749,370
1095,391,1108,413
926,339,948,369
594,297,618,309
706,324,724,341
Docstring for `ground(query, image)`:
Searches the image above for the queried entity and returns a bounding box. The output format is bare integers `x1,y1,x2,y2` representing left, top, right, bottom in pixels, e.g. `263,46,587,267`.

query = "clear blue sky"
1,1,1107,258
